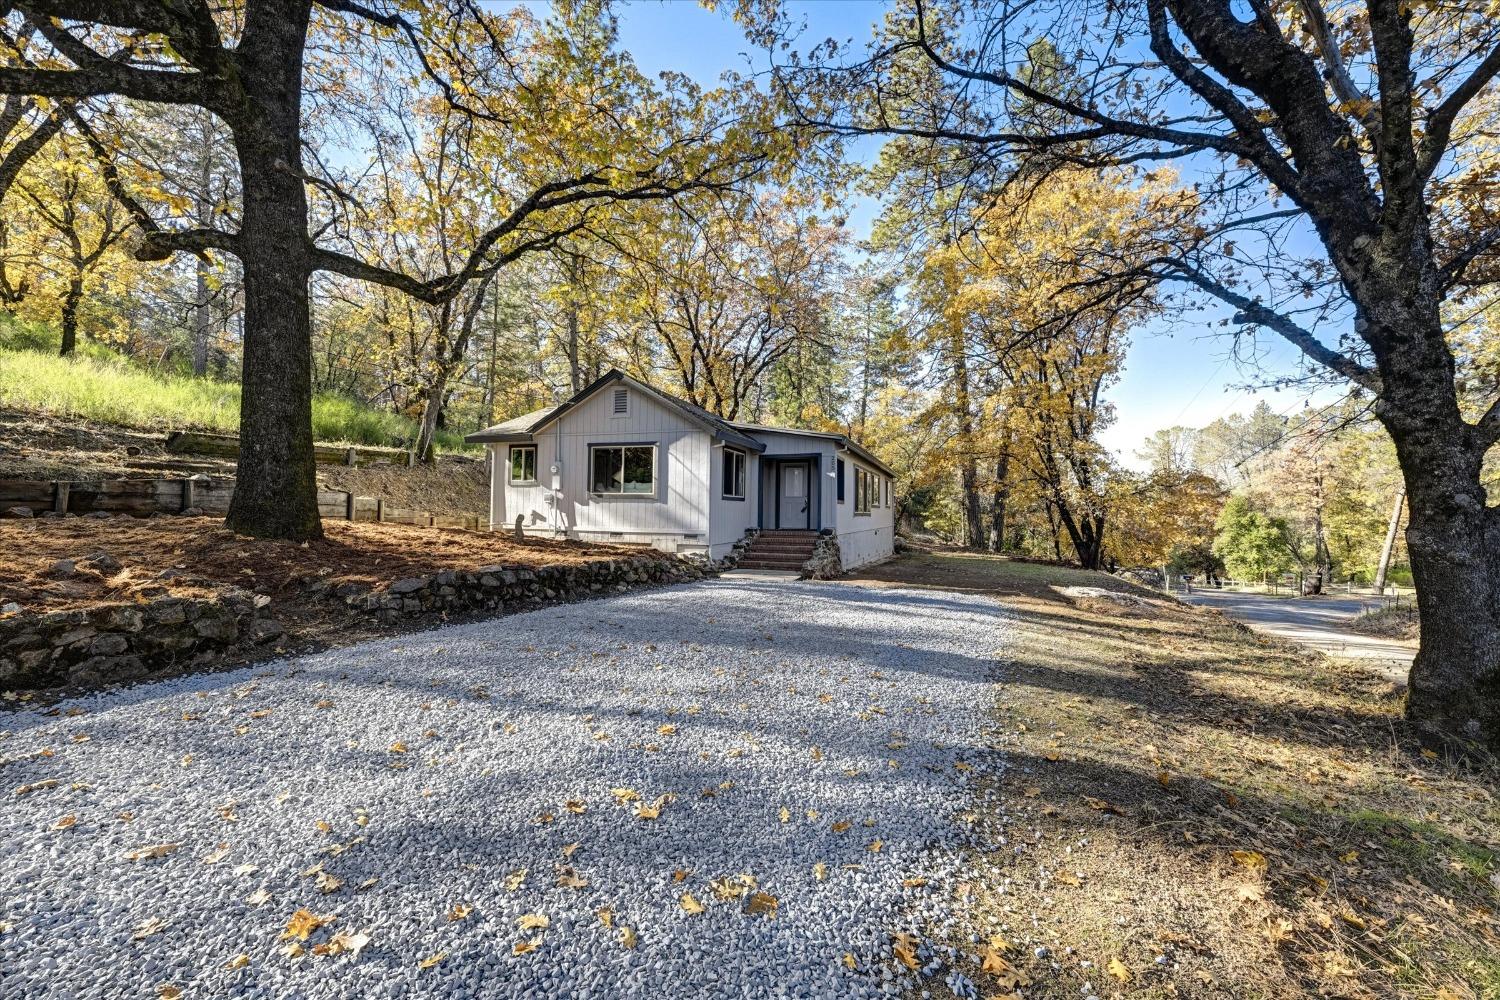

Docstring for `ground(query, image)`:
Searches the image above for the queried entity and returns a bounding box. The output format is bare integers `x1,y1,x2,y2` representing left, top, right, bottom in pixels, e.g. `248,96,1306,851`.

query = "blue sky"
520,0,1336,465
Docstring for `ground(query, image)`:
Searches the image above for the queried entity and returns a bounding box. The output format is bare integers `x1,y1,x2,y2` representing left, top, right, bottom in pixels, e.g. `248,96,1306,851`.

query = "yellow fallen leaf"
158,986,182,1000
619,925,638,949
611,787,640,803
831,820,851,833
867,839,884,853
51,814,76,831
124,843,181,862
595,907,614,928
779,806,791,823
504,869,527,891
1231,849,1268,872
448,903,473,922
1056,870,1082,887
246,887,272,906
389,741,408,754
657,724,677,736
680,892,706,914
280,909,335,941
843,952,856,969
564,799,587,814
1108,957,1132,983
812,862,827,881
893,932,921,970
419,951,446,969
555,868,589,889
518,913,549,930
224,954,250,970
744,891,778,916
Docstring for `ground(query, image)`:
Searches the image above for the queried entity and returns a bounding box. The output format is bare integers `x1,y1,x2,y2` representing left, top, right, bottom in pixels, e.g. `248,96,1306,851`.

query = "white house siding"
753,430,837,532
707,444,759,559
833,449,896,570
499,386,714,555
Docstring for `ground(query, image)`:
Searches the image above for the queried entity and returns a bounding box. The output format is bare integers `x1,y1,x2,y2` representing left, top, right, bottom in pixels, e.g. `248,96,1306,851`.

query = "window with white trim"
722,447,746,499
509,445,537,484
590,444,656,494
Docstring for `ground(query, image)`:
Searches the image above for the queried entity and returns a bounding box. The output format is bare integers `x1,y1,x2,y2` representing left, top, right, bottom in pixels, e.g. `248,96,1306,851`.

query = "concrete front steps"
736,530,817,571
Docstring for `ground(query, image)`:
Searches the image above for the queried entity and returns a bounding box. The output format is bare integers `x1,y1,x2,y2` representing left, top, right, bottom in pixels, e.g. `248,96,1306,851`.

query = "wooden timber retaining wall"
163,430,417,467
0,476,482,530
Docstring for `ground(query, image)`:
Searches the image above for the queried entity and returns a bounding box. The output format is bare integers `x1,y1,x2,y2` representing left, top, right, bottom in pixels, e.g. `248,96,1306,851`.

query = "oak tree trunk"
58,274,82,356
223,0,322,541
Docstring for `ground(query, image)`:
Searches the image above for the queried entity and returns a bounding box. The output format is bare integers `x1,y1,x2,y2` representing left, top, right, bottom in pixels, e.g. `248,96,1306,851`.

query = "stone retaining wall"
801,533,844,580
0,589,284,691
326,555,710,624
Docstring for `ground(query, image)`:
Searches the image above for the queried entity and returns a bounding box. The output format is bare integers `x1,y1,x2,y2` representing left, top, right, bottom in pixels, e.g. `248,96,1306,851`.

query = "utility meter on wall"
549,463,562,491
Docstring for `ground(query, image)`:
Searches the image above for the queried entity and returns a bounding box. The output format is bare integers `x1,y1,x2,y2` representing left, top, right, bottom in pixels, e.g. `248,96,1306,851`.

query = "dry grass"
0,517,652,615
846,549,1499,1000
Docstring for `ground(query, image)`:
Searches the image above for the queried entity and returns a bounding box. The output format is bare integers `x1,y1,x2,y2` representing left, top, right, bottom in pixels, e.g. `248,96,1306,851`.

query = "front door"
779,462,809,529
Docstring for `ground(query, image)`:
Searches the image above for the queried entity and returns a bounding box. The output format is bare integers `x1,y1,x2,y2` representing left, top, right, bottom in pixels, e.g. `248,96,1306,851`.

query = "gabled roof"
464,371,896,477
464,404,560,444
465,371,765,452
727,421,897,479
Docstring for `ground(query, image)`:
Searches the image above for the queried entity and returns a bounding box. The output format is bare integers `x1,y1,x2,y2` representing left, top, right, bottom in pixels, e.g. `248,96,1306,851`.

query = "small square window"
509,445,537,484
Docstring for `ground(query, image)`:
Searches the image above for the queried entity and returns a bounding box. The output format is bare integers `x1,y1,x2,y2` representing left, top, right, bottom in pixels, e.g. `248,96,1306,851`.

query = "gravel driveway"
2,578,1005,999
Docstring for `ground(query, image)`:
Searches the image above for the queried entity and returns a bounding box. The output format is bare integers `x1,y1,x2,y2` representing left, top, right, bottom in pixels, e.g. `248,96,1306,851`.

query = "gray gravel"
1,577,1006,999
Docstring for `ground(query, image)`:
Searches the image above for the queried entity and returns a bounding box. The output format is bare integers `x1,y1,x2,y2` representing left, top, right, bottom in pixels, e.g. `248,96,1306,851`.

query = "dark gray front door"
778,462,809,529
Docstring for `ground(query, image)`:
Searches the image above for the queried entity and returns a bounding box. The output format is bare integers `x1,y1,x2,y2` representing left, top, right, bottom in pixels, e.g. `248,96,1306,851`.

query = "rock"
246,617,285,645
0,602,23,615
389,577,428,595
89,633,130,657
192,610,239,642
5,506,33,518
48,559,78,578
82,551,123,574
178,507,205,517
83,510,111,519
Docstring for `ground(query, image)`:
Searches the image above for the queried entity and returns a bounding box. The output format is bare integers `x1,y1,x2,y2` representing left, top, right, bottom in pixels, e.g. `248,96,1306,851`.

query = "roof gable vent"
612,387,629,415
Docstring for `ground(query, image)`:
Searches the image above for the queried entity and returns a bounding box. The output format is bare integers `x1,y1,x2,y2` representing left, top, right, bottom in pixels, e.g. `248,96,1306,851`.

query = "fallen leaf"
504,869,527,892
14,779,60,797
51,814,76,831
512,938,540,956
744,891,778,917
246,886,272,906
224,954,250,970
1082,796,1125,816
132,916,169,941
843,952,857,969
893,932,921,970
595,907,614,928
680,893,705,914
1231,849,1268,872
158,986,182,1000
518,913,549,931
619,925,638,949
124,843,181,862
813,862,827,881
1108,957,1132,983
448,903,473,922
280,909,335,941
418,951,446,969
564,799,587,814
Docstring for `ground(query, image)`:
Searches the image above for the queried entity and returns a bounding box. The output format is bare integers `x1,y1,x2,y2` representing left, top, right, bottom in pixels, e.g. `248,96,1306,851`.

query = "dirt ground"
0,408,488,515
0,516,645,614
846,549,1498,1000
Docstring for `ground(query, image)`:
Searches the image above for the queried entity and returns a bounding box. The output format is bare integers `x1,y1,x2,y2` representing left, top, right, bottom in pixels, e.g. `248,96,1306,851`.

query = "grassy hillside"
0,317,471,451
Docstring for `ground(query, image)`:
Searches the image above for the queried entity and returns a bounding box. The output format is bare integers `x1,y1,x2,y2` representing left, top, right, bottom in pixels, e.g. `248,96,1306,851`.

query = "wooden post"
53,481,70,514
181,477,195,512
345,447,357,467
345,490,355,521
376,498,385,523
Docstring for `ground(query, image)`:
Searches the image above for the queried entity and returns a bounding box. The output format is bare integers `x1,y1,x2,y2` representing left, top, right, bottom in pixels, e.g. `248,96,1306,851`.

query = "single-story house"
464,370,897,571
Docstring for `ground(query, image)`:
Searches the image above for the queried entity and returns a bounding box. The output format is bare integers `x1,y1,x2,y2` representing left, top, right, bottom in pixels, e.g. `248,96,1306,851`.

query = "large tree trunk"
989,429,1012,552
223,0,322,541
58,273,82,356
1367,295,1499,747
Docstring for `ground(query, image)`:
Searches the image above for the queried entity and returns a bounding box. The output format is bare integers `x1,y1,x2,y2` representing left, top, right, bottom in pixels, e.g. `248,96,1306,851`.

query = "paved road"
1,578,1003,1000
1179,589,1414,684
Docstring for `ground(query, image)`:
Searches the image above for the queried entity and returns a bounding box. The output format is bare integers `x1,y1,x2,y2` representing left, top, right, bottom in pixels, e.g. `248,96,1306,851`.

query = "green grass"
0,319,473,451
